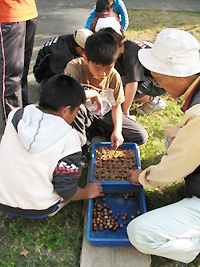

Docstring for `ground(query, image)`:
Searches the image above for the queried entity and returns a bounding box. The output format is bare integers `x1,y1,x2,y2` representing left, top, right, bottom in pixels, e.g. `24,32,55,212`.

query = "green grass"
126,9,200,42
1,9,200,267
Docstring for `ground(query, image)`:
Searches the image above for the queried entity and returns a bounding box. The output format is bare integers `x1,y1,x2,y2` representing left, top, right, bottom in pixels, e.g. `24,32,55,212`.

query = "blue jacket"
85,0,129,30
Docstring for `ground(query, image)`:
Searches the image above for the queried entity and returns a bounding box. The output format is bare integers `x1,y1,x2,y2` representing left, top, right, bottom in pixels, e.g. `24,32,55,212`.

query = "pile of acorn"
92,193,141,232
93,147,137,181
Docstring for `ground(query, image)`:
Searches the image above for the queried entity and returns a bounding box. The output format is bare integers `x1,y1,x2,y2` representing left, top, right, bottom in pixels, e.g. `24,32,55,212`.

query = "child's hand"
91,94,102,113
111,130,124,149
128,169,143,186
84,183,103,198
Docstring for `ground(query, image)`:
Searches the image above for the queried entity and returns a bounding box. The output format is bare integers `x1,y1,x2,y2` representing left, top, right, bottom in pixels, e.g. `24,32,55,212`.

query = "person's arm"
52,151,103,200
135,110,200,188
33,46,51,83
114,0,129,30
111,104,124,149
70,183,103,200
85,5,96,29
123,81,138,115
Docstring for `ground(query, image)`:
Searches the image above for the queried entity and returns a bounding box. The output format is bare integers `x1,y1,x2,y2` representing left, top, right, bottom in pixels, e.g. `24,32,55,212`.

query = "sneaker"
136,97,166,115
48,199,69,217
128,115,136,121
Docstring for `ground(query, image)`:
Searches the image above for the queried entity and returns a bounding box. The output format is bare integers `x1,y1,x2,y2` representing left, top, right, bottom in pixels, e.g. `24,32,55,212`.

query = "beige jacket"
139,79,200,188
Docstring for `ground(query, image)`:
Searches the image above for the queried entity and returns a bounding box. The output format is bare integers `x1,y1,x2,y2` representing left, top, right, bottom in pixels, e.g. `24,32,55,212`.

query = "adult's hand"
128,169,143,186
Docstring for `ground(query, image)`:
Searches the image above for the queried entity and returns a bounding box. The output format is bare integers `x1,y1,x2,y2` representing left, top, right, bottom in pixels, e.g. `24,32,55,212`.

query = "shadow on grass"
144,182,184,211
141,154,164,169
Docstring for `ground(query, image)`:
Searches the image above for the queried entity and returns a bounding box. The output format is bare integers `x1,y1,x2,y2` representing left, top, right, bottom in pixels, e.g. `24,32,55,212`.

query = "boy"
115,39,166,116
0,74,103,219
65,31,148,149
33,29,93,84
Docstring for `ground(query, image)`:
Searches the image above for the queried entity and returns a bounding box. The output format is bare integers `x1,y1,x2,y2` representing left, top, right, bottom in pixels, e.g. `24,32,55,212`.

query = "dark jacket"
183,81,200,197
33,34,79,83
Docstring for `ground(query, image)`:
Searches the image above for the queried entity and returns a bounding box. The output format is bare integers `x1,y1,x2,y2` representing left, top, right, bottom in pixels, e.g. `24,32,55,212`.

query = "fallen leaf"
20,249,29,257
35,243,44,253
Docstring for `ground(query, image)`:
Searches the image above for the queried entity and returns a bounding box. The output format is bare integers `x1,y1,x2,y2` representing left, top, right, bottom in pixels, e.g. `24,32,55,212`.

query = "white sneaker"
136,97,166,115
48,199,69,217
128,114,136,121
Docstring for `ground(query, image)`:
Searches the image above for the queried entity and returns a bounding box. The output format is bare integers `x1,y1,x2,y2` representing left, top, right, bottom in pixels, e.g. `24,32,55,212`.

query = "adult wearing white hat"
127,28,200,264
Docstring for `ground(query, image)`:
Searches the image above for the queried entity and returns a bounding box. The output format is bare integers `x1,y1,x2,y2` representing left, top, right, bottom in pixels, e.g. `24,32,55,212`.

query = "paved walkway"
38,0,200,12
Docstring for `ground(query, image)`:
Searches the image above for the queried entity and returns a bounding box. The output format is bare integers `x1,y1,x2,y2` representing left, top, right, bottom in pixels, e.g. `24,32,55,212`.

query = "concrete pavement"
36,0,200,12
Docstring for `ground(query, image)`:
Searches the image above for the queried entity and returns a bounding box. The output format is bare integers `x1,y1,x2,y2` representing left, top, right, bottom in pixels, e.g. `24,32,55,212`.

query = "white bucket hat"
95,17,122,36
138,28,200,77
73,28,93,49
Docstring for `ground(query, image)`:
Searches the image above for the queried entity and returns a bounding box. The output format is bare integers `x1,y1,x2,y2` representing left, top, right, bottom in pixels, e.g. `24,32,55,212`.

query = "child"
33,29,93,84
64,31,148,149
115,39,166,116
0,74,103,219
89,0,121,33
85,0,129,31
98,27,165,116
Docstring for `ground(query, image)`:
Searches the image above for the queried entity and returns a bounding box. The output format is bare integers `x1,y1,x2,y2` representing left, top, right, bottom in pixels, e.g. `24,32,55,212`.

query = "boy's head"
39,74,86,123
83,31,119,81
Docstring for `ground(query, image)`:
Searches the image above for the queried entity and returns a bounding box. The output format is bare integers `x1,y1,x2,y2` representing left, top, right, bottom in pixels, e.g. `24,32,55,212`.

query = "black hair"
99,27,125,46
39,74,86,112
96,0,110,13
85,31,119,66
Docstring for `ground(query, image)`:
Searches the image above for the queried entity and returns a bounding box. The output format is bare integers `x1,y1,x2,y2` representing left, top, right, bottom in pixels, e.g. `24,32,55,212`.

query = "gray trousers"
71,104,148,147
0,18,37,122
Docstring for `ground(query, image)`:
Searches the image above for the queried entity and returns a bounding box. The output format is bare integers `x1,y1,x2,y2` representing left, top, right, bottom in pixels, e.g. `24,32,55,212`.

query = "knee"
123,125,148,145
138,127,148,145
127,218,143,249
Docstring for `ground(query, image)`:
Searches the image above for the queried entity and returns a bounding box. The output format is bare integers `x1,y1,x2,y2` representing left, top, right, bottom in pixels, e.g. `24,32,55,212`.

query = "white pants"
127,197,200,263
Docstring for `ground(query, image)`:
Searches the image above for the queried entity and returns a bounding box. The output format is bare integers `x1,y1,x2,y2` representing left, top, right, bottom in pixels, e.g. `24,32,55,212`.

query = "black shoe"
81,143,91,168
